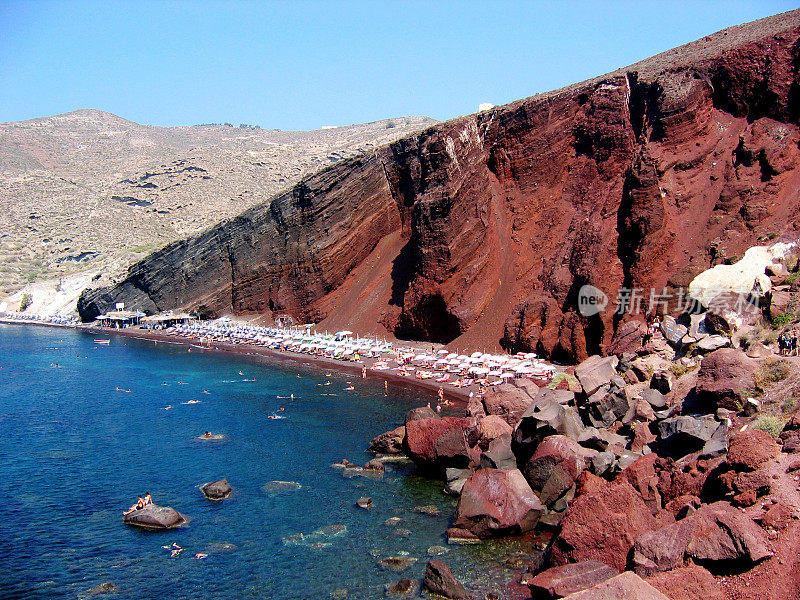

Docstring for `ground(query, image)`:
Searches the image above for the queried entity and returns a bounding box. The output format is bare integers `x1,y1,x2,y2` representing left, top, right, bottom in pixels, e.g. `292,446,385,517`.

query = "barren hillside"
0,110,436,293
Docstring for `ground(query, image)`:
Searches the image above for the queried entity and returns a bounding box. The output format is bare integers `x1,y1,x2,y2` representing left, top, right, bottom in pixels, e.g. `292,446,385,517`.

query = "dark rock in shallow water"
123,505,186,530
423,559,472,599
364,458,386,472
414,504,441,516
200,478,232,500
378,556,418,572
85,582,118,595
369,425,406,455
385,578,420,597
356,496,372,509
446,527,481,545
195,433,226,441
262,480,302,494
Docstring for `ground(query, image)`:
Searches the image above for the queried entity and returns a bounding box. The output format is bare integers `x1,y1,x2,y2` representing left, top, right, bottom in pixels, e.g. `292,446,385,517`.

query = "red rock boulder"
695,349,756,411
557,572,670,599
482,383,535,426
453,468,544,538
404,417,477,470
527,561,618,599
523,435,596,506
474,414,513,450
549,479,673,571
646,564,724,600
727,429,781,471
633,500,772,575
368,425,406,455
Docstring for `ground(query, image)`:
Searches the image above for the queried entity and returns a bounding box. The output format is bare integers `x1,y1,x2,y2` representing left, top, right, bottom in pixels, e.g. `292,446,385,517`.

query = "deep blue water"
0,324,536,599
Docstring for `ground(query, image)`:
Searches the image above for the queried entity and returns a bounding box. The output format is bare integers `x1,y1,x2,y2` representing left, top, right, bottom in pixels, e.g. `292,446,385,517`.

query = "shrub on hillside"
751,414,786,438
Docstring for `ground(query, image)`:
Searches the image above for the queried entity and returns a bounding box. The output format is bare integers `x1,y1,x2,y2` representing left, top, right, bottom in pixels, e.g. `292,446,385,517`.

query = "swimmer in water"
184,399,201,405
345,386,354,391
194,552,208,560
163,405,173,410
203,389,210,394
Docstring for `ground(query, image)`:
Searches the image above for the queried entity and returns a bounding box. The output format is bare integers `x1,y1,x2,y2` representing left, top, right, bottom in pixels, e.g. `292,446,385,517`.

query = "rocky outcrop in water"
122,504,186,530
80,10,800,361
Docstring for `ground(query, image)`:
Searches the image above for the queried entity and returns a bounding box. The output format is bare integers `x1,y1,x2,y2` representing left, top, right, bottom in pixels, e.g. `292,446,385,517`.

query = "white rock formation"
688,242,795,309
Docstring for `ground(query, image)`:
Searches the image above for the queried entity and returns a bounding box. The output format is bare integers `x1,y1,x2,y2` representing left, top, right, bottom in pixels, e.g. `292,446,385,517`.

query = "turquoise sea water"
0,324,536,599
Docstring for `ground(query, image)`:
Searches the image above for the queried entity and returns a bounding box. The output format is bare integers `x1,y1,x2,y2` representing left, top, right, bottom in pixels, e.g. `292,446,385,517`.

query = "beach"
0,315,556,406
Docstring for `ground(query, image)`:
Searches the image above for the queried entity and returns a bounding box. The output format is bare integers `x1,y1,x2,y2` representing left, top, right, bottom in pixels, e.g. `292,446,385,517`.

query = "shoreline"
0,318,473,405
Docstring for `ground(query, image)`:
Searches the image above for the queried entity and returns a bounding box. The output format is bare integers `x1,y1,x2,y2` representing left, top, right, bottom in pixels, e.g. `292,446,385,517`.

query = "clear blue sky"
0,1,796,130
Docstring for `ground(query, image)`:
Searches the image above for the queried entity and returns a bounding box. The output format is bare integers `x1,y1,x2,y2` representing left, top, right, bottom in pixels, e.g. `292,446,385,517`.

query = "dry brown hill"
0,110,436,294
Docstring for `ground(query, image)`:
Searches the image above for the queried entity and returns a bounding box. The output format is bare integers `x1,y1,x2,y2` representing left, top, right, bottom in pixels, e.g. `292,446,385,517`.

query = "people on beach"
362,366,367,378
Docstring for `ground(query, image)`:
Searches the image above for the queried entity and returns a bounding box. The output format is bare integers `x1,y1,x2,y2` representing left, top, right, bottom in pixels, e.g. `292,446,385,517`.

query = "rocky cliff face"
80,10,800,362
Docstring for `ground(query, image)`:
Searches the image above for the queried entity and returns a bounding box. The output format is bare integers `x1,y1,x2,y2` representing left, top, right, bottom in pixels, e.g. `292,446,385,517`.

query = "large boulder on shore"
527,561,618,599
200,478,232,500
453,468,544,538
422,560,472,600
523,435,596,507
474,414,513,449
632,501,772,576
404,417,476,470
549,479,673,571
123,504,186,530
559,572,670,599
645,564,724,600
513,400,585,465
369,426,406,455
482,384,534,426
574,355,619,397
695,348,756,411
480,433,517,470
405,406,437,424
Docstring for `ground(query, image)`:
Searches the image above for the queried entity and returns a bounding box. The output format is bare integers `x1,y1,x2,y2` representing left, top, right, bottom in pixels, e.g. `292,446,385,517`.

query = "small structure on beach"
96,310,145,328
142,312,192,329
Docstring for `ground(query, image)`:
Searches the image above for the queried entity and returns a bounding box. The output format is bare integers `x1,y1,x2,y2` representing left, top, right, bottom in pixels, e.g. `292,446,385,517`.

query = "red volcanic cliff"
80,10,800,362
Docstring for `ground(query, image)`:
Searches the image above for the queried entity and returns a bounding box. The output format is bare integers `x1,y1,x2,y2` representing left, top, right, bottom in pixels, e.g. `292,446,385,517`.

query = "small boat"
94,339,111,345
